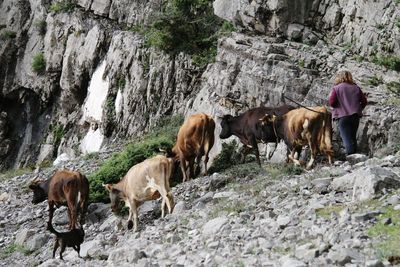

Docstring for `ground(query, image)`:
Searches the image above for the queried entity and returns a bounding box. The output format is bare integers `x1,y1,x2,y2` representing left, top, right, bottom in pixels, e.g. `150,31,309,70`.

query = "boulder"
202,217,228,236
346,154,368,165
26,234,49,252
352,167,400,201
15,228,36,246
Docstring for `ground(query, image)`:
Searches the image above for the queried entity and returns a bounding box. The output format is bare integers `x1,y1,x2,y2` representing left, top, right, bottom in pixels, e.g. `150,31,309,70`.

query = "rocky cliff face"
0,0,399,169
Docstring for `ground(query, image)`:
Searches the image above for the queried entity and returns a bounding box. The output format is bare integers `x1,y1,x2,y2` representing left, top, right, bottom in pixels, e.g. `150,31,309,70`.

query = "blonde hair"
335,70,354,85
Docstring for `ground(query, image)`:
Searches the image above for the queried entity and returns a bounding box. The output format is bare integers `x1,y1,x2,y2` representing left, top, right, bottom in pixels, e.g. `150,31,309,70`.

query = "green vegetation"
0,243,31,259
209,198,246,218
368,206,400,260
315,204,345,218
34,20,47,35
106,98,116,120
265,163,303,179
0,168,33,181
49,124,65,149
208,140,241,174
0,30,16,39
50,0,75,13
298,59,305,68
88,115,183,203
143,0,234,68
368,75,383,86
372,54,400,71
387,81,400,96
354,55,365,62
31,53,46,74
386,81,400,105
223,162,265,179
84,152,99,161
117,75,126,90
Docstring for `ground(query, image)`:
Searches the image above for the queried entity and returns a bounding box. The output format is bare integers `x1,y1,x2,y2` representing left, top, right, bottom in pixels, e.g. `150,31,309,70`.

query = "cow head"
219,115,234,139
259,114,276,125
103,184,124,213
259,114,278,141
28,179,48,204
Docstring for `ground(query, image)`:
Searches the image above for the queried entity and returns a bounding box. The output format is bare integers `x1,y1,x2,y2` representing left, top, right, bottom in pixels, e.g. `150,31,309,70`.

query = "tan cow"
171,113,215,182
103,155,175,232
260,106,333,169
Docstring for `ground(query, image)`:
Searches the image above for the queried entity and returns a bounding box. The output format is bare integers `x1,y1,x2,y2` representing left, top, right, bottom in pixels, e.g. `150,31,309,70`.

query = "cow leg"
127,200,139,231
241,145,251,163
48,201,55,227
79,196,88,226
250,137,261,166
180,157,188,182
306,140,317,170
167,192,174,214
188,158,195,180
195,154,202,176
327,153,333,165
67,201,77,230
160,189,174,217
203,153,209,176
289,148,301,166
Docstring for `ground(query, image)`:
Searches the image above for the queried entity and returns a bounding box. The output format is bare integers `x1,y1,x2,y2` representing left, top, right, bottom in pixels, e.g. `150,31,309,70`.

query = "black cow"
219,105,295,165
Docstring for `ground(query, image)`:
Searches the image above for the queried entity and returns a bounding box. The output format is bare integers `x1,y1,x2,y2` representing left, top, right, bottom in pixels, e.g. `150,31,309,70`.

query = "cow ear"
103,183,113,192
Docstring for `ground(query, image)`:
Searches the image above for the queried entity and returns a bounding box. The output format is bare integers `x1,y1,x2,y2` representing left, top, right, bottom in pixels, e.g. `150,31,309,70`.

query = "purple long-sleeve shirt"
329,82,367,119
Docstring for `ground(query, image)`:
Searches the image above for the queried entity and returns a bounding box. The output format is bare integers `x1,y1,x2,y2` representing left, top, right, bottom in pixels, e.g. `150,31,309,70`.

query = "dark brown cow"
171,113,215,182
260,106,333,169
29,170,89,230
219,105,295,165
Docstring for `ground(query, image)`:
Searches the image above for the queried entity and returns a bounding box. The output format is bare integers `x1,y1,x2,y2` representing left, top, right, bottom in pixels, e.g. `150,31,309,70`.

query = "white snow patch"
80,60,109,154
81,60,109,123
115,89,123,115
80,127,104,154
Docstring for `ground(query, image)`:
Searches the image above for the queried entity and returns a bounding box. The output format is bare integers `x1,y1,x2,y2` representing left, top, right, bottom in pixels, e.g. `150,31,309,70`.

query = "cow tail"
200,117,208,154
202,115,215,155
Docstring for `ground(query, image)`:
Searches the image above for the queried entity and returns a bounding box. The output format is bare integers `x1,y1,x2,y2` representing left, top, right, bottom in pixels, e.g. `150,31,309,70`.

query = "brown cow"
219,105,295,165
103,155,175,232
260,106,333,169
171,113,215,182
29,170,89,230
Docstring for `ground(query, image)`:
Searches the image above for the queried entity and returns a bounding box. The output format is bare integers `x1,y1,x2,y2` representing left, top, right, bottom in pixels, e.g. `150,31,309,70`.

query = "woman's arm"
329,89,338,107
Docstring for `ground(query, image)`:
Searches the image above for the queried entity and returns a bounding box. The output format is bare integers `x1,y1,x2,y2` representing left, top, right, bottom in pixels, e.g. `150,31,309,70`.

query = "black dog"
47,222,85,260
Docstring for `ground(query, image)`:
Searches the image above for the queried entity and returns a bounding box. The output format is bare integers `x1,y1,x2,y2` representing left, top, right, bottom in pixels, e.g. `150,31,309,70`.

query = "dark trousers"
338,114,360,155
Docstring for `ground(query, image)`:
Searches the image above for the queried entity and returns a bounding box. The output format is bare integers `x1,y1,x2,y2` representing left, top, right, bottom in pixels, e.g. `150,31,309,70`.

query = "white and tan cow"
103,155,175,232
260,106,333,169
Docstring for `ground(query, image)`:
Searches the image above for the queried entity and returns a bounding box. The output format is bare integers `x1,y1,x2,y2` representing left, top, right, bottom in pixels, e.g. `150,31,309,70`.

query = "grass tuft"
368,206,400,260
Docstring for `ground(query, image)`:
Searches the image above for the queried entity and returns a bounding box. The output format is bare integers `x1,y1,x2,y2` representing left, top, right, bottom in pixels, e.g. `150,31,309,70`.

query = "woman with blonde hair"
329,70,367,155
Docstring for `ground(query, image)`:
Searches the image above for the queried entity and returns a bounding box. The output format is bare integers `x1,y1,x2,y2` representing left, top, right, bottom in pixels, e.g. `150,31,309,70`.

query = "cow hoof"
127,220,133,230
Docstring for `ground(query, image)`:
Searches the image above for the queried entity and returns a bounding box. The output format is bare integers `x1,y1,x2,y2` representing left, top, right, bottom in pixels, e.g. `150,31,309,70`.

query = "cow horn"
30,175,42,184
159,148,166,153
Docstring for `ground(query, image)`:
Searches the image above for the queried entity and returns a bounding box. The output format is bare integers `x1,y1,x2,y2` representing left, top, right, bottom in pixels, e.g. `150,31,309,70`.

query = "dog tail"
47,222,60,237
